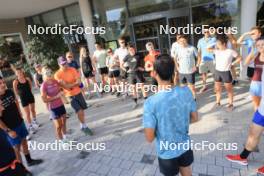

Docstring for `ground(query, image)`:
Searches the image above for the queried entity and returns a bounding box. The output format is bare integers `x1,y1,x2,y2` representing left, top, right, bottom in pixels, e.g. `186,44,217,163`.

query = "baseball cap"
58,56,67,65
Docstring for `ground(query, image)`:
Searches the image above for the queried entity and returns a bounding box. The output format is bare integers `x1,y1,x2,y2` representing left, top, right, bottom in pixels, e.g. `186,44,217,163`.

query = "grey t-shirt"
176,45,198,74
123,54,142,73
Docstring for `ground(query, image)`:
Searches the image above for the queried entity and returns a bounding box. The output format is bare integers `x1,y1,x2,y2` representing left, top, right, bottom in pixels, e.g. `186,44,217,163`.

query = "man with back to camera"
143,54,198,176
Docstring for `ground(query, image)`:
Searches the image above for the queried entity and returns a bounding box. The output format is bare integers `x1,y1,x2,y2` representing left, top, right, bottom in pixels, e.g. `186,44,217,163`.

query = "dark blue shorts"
50,105,66,120
252,110,264,127
70,93,87,113
6,122,28,146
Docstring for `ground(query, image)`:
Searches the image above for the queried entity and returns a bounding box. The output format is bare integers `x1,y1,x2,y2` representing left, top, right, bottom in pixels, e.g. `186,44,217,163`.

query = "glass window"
32,16,42,25
92,0,128,42
128,0,189,17
42,9,65,25
65,4,82,25
192,0,240,46
257,0,264,26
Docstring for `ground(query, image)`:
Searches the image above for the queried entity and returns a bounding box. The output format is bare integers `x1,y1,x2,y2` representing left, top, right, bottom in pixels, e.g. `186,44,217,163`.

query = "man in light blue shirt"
197,28,216,93
143,54,198,176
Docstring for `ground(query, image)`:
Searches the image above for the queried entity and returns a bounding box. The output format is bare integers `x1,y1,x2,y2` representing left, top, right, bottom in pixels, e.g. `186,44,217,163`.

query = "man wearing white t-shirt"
114,37,129,80
171,34,182,85
93,42,108,90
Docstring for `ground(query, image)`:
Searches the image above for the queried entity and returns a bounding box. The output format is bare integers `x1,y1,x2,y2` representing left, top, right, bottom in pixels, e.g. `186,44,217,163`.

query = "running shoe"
26,134,32,141
81,127,93,136
32,120,40,129
28,126,36,135
27,159,44,167
257,165,264,175
232,80,239,85
225,154,248,165
227,104,234,112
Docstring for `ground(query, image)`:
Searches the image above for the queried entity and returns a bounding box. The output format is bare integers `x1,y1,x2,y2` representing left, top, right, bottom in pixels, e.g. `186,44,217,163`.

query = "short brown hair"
251,26,262,34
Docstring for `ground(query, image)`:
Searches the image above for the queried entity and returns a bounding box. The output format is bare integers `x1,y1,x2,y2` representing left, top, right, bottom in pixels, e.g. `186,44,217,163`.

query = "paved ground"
21,78,264,176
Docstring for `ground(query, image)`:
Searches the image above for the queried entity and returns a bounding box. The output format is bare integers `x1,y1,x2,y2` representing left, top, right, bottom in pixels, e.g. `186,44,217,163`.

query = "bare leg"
231,66,237,80
215,82,222,104
202,73,207,88
53,119,63,139
252,95,261,111
224,83,233,105
76,109,85,124
245,123,264,151
29,103,36,119
13,145,22,162
179,165,192,176
23,106,32,125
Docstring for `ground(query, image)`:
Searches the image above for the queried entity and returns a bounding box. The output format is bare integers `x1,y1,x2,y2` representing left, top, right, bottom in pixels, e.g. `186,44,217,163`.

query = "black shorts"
83,71,94,78
20,94,35,107
108,70,120,78
50,105,66,120
247,67,255,78
69,93,87,113
98,67,108,75
214,70,233,83
151,78,158,86
179,73,195,84
127,72,145,85
158,150,194,176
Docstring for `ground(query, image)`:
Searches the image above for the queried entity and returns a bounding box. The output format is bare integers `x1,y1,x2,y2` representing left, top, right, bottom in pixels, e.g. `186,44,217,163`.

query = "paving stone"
140,154,156,164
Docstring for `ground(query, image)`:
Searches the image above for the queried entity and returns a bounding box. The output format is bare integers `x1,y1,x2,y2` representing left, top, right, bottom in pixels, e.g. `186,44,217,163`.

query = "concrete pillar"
239,0,257,80
78,0,96,54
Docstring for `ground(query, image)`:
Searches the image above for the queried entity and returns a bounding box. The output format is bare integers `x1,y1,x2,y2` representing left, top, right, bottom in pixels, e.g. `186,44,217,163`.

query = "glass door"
133,18,169,55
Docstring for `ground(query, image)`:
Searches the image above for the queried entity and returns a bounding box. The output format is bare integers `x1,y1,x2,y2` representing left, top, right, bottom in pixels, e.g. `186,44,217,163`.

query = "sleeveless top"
81,56,93,74
252,54,264,81
16,79,33,99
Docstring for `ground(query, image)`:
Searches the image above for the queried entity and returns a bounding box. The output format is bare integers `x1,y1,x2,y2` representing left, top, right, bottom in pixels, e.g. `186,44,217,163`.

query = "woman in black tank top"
13,68,39,133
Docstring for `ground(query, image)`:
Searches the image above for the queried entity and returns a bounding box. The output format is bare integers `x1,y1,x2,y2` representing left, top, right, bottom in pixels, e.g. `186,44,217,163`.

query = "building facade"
0,0,264,78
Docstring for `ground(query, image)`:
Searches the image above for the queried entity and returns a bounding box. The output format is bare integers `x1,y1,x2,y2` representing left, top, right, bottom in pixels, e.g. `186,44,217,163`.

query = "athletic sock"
25,153,33,163
240,148,251,159
80,123,87,129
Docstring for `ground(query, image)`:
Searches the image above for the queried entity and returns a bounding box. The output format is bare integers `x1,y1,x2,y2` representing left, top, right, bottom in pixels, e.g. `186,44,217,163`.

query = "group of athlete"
0,24,264,176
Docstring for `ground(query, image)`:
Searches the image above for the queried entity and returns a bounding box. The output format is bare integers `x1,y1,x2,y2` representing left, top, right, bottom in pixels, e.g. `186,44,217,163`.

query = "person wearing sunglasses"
196,28,217,93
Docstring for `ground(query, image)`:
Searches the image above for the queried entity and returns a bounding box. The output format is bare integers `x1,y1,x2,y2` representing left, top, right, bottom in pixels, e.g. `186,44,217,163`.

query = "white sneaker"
28,126,36,135
26,133,32,140
32,121,40,129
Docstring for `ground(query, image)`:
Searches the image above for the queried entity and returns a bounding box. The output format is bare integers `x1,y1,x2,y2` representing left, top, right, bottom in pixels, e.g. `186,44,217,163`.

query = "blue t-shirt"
143,86,197,159
242,38,257,67
68,60,80,70
197,37,216,61
0,129,16,168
